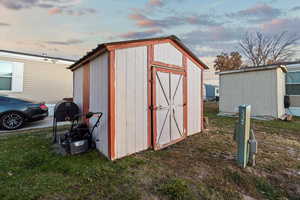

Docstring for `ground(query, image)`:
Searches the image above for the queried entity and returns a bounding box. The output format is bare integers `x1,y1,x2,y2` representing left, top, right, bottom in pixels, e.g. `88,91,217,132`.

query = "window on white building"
0,61,13,91
0,61,24,92
286,71,300,95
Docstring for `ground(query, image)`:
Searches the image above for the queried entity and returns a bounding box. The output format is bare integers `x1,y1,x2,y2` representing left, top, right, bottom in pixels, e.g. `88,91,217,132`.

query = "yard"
0,102,299,200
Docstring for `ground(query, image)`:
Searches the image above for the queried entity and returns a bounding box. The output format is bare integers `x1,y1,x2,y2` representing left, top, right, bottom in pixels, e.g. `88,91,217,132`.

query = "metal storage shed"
69,35,208,160
219,65,287,118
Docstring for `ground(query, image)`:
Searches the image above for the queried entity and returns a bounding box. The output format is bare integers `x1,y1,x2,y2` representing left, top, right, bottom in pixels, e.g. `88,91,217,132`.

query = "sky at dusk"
0,0,300,66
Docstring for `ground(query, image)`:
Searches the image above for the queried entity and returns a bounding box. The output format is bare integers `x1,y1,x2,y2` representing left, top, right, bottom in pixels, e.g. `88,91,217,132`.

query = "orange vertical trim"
152,67,158,150
147,45,154,148
83,62,90,122
201,69,204,131
183,56,188,137
108,50,116,160
72,72,75,101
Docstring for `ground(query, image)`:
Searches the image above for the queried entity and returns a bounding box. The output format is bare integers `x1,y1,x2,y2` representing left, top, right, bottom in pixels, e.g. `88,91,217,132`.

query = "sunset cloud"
183,26,243,44
0,22,10,26
119,28,163,39
128,11,219,29
48,7,97,16
45,39,85,45
48,7,62,15
0,0,81,10
291,6,300,11
228,3,281,22
147,0,165,8
0,0,299,62
261,18,300,33
185,14,221,26
128,13,184,28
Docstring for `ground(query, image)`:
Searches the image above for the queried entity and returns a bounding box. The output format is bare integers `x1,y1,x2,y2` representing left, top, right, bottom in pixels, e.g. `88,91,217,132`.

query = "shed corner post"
147,44,154,148
83,62,90,123
108,49,116,160
182,55,188,137
201,68,204,131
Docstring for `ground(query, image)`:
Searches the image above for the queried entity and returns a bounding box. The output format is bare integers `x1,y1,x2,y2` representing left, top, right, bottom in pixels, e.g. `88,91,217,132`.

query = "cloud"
128,11,219,30
0,0,81,10
183,26,243,44
261,18,300,34
37,3,54,9
228,3,281,23
48,7,62,15
45,39,84,45
181,25,245,56
48,7,97,16
0,0,96,16
118,28,163,39
0,0,36,10
128,13,184,28
147,0,165,8
0,22,10,26
185,14,221,26
192,45,221,57
291,6,300,11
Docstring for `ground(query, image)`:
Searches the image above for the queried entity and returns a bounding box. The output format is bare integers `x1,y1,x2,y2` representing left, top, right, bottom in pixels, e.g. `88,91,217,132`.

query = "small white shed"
219,65,287,118
69,36,208,160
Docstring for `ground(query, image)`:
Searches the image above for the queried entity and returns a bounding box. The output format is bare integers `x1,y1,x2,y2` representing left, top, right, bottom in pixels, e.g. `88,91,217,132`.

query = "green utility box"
234,105,257,168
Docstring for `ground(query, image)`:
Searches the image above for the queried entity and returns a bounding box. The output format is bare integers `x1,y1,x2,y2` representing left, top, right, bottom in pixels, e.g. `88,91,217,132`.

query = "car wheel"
0,112,25,130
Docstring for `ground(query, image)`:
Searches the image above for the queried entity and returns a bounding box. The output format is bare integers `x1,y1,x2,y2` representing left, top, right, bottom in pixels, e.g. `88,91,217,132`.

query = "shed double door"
152,67,187,150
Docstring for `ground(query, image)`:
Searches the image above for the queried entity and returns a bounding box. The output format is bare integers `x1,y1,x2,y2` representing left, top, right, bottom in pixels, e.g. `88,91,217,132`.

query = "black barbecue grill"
53,101,80,143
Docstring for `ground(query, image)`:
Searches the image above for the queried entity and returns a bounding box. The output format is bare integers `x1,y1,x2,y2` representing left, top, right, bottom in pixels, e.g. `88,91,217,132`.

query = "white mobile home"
285,61,300,116
0,50,75,115
219,65,287,118
69,36,208,160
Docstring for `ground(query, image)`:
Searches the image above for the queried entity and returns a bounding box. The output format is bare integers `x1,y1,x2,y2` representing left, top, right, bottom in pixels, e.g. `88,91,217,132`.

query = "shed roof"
69,35,209,70
219,65,287,75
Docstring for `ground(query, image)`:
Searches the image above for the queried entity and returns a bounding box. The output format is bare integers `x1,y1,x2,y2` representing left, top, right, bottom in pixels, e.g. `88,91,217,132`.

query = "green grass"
205,102,300,135
157,178,195,200
0,103,299,200
0,130,144,200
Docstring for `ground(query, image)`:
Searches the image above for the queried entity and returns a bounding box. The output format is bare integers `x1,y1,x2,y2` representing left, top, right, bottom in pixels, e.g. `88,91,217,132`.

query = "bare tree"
239,31,299,66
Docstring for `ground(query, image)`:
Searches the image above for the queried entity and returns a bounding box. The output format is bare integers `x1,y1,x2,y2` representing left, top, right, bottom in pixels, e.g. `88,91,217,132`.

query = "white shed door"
153,68,186,150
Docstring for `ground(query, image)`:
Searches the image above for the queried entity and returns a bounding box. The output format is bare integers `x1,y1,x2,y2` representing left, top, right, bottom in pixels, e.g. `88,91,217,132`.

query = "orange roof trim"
69,35,209,70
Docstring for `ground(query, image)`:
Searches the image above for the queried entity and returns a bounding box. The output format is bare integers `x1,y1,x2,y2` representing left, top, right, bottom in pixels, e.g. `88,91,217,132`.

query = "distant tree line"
214,31,300,71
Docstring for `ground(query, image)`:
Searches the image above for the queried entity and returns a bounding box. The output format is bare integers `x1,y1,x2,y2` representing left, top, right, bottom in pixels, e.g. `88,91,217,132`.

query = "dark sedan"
0,96,48,130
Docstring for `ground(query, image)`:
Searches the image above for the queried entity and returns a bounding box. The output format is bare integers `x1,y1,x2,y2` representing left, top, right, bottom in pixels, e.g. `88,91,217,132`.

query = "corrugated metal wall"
89,53,109,158
219,69,282,117
187,59,202,135
154,43,182,66
115,46,148,159
73,67,83,112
